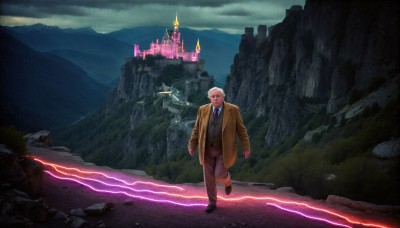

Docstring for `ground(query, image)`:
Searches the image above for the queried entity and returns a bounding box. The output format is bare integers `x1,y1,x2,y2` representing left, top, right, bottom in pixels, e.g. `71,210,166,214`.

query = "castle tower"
244,27,254,40
193,38,201,61
257,25,267,46
195,39,200,53
173,13,179,32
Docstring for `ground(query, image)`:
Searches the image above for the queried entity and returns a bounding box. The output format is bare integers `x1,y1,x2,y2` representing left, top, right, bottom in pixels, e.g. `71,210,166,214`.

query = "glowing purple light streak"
267,203,352,228
49,165,207,200
34,158,183,191
46,170,206,207
34,156,391,228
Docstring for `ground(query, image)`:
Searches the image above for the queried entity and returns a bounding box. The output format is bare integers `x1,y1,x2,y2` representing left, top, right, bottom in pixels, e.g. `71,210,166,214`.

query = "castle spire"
174,13,179,27
173,13,179,32
163,28,170,41
196,38,201,51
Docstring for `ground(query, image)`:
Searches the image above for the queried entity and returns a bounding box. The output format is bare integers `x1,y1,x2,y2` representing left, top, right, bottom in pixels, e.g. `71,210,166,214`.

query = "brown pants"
203,147,231,205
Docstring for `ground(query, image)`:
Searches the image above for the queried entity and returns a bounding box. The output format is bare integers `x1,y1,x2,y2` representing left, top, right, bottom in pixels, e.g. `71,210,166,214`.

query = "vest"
206,107,223,150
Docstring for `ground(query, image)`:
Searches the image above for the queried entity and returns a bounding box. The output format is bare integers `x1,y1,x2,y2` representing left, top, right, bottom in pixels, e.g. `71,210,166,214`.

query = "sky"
0,0,305,34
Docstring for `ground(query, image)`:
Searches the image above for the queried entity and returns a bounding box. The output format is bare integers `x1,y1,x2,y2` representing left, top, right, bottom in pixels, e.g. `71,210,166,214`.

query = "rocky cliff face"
107,59,157,111
225,0,399,145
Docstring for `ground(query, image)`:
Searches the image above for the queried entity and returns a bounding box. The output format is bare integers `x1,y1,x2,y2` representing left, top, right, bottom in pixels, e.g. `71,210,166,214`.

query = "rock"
303,125,328,142
0,146,48,226
54,211,69,221
372,138,400,158
1,215,33,227
24,130,52,147
123,199,134,205
18,158,44,197
249,182,275,189
20,198,49,222
48,207,58,216
70,208,87,217
51,146,71,152
0,145,27,186
326,195,400,213
84,202,114,215
225,1,399,146
1,202,16,216
97,220,107,228
69,216,88,228
276,187,295,193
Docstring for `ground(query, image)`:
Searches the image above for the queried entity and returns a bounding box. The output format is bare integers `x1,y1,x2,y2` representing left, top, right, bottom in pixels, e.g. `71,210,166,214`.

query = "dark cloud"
219,8,251,17
0,4,87,18
0,0,305,34
0,0,244,18
0,0,242,10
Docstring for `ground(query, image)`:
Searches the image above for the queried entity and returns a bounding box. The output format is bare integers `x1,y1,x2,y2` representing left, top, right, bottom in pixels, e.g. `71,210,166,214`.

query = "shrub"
266,144,331,197
0,126,26,157
331,157,399,205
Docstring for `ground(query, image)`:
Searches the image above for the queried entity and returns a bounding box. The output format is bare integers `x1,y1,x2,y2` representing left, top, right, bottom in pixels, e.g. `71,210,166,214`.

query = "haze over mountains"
0,30,108,131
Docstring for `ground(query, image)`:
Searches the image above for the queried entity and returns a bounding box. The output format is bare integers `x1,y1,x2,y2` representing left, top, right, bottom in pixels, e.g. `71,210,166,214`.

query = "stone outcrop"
225,0,399,146
372,138,400,158
327,195,400,214
166,124,189,158
0,144,46,226
0,144,43,197
24,130,52,147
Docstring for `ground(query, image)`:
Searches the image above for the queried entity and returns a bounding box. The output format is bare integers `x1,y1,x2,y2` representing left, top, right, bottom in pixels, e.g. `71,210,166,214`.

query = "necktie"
213,108,218,120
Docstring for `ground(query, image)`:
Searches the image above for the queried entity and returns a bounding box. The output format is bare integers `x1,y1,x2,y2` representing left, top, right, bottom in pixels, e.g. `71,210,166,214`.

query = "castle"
133,14,201,62
132,14,214,101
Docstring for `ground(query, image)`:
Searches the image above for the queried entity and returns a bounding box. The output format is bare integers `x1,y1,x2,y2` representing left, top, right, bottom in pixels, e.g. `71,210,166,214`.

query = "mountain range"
0,30,108,131
1,23,241,131
3,24,240,86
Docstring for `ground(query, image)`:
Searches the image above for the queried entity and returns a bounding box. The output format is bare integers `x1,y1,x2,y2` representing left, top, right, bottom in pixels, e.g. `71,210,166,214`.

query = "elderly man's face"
209,89,224,108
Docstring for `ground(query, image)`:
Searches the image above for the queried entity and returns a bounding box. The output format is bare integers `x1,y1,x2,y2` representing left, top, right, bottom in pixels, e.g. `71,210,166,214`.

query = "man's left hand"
244,151,250,159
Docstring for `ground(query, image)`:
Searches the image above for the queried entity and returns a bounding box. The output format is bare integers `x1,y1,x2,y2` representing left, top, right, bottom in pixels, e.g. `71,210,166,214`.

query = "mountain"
0,30,109,131
226,0,399,145
107,27,241,86
2,24,132,85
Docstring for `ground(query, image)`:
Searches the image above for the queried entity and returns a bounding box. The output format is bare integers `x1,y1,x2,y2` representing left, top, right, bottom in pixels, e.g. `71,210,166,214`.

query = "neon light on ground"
33,157,183,191
267,203,352,228
49,165,208,200
45,170,206,207
33,156,391,228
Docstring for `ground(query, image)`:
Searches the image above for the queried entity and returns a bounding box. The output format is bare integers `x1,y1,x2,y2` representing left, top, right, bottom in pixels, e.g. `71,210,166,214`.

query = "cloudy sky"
0,0,304,34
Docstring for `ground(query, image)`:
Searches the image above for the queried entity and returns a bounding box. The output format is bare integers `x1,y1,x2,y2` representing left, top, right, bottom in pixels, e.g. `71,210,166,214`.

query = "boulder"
84,202,114,215
372,138,400,159
24,130,52,147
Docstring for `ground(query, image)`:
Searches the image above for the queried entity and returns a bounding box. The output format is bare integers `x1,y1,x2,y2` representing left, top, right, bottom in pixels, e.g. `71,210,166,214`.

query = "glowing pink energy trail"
45,170,206,207
267,203,351,228
33,156,391,228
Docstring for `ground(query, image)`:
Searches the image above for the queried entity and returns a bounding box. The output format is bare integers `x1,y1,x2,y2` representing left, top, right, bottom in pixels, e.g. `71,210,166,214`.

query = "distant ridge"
0,29,109,131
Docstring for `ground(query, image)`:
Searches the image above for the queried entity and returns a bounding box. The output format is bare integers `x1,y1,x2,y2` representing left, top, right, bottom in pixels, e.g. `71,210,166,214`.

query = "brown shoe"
225,185,232,195
205,204,216,213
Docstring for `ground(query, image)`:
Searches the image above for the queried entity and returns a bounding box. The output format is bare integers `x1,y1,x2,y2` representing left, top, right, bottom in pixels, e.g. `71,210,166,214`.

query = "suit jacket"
188,101,250,169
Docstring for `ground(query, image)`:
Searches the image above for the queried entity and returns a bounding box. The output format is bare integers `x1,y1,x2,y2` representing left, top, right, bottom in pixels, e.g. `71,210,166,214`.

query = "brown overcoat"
188,101,250,169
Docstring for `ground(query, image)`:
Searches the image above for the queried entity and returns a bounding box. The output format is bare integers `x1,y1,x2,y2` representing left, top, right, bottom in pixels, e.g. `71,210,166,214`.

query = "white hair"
207,87,225,98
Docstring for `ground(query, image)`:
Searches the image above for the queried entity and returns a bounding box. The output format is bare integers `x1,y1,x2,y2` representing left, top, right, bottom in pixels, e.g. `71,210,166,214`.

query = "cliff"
225,0,399,145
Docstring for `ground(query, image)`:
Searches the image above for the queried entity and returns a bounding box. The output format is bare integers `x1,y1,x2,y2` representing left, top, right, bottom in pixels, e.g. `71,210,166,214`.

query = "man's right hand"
188,148,195,156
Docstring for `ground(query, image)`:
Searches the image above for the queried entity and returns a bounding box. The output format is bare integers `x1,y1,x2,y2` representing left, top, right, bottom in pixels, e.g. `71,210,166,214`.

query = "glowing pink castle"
134,14,201,62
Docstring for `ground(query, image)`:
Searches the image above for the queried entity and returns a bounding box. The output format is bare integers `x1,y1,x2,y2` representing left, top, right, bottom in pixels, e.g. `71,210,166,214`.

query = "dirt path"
29,147,399,228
